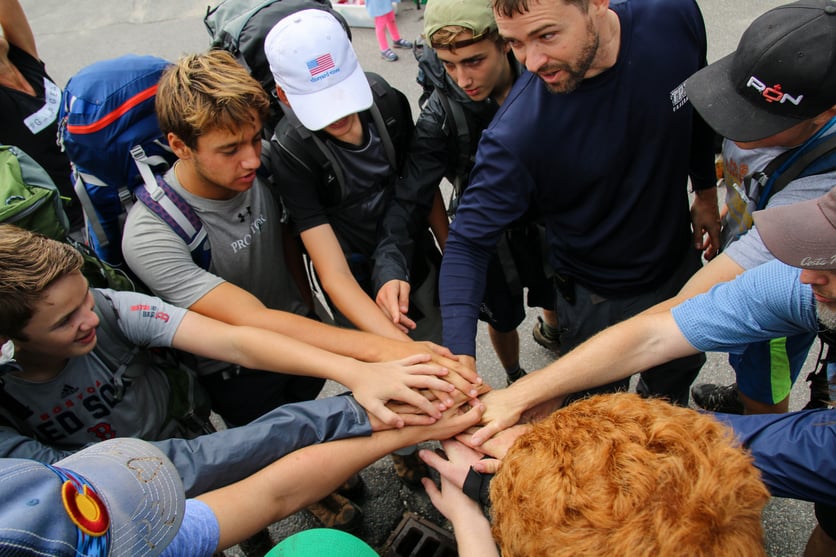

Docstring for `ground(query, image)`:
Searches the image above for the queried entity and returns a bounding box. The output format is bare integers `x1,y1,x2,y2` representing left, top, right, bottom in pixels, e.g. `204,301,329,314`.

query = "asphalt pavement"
22,0,816,555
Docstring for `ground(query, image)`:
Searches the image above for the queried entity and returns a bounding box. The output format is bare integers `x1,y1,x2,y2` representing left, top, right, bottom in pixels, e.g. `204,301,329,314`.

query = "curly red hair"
490,394,769,556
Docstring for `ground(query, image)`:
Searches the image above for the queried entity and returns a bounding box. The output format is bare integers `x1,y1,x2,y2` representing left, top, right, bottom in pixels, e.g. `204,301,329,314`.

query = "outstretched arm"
470,310,696,445
197,401,484,552
172,309,455,427
189,281,483,399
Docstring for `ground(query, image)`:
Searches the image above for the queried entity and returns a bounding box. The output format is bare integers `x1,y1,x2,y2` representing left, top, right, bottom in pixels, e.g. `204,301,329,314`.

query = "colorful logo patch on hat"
307,54,335,77
61,479,110,536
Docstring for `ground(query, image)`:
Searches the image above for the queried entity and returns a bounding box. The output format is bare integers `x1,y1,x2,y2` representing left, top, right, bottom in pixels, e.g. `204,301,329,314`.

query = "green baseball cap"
265,528,377,557
424,0,498,42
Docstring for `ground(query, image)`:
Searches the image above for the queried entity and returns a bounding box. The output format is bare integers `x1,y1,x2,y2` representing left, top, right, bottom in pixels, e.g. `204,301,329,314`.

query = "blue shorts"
729,333,817,405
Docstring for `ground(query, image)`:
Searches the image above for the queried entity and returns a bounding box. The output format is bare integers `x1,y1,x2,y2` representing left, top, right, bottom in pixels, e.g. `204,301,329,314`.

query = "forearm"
511,312,694,412
190,283,402,362
153,396,371,497
0,0,37,58
200,407,482,551
220,323,386,388
0,426,75,462
320,271,410,340
450,513,499,557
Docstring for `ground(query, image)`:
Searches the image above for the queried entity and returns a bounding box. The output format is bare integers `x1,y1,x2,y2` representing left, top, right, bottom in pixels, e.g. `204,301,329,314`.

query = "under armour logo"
60,384,79,398
237,206,252,222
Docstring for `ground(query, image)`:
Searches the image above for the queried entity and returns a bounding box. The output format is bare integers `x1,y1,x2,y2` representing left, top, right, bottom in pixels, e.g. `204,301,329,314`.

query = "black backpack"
205,0,351,130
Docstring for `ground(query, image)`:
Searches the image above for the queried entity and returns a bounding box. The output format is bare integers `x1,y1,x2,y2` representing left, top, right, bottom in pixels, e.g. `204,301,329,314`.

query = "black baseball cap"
684,0,836,142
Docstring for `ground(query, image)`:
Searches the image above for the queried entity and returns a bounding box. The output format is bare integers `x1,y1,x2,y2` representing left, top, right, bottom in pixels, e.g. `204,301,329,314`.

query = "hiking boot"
506,367,527,386
338,473,365,499
381,49,399,62
691,382,744,414
306,492,363,532
393,38,414,49
532,316,561,352
237,528,274,557
391,451,430,486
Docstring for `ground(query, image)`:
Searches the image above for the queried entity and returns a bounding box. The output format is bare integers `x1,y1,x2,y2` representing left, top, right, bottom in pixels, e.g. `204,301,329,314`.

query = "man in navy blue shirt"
439,0,718,405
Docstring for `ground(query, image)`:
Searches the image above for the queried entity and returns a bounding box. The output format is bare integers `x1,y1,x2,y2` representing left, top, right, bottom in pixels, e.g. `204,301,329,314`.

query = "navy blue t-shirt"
440,0,714,354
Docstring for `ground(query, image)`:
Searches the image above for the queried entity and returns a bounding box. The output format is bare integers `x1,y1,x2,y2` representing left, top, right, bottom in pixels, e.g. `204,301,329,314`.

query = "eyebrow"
49,288,90,330
439,53,486,65
505,22,560,42
215,129,261,151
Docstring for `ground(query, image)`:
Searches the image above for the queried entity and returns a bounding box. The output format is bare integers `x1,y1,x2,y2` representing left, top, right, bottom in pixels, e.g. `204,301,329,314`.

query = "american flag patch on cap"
307,53,335,77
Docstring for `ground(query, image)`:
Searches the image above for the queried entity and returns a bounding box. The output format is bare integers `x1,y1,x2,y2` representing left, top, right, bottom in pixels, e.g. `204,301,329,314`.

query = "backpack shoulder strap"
134,172,211,270
366,71,414,172
756,122,836,209
274,104,347,198
366,73,398,170
89,289,141,402
435,89,473,197
770,133,836,195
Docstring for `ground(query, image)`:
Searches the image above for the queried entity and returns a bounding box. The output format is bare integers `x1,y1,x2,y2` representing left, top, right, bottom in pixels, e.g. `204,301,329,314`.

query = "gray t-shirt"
2,289,187,449
123,167,307,312
122,168,308,375
722,128,836,270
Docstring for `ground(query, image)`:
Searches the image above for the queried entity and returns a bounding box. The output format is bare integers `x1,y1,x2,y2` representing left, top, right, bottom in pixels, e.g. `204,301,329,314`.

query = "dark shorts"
200,369,325,427
729,333,817,405
558,249,706,406
479,224,554,333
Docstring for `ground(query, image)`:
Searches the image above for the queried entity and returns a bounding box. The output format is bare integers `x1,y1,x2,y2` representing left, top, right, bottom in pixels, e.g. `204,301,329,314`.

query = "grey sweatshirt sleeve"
152,395,372,497
0,426,76,462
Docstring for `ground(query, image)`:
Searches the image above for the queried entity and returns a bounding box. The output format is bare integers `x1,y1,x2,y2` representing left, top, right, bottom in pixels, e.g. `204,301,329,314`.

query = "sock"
506,364,524,377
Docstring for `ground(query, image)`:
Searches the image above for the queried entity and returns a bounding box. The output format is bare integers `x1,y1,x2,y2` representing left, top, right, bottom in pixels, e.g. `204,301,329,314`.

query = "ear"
589,0,611,16
275,85,290,105
167,132,191,160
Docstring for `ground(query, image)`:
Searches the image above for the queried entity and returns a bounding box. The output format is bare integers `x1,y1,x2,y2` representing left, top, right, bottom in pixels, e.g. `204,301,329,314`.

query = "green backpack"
0,144,138,292
0,144,69,240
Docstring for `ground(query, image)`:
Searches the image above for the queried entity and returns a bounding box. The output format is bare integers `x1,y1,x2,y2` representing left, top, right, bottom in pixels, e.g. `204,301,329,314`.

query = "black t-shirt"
0,45,81,227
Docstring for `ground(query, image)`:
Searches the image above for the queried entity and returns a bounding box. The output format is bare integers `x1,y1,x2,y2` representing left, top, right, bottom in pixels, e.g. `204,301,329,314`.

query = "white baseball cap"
265,9,373,131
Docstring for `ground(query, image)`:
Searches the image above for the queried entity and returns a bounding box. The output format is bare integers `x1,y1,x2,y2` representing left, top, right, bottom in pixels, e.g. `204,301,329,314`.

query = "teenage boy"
420,394,770,557
375,0,560,387
438,0,718,406
264,8,450,485
121,51,478,429
0,224,455,499
264,9,443,345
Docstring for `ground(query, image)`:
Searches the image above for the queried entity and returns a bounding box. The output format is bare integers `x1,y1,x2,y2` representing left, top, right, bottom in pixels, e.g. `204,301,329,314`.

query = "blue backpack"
58,54,210,269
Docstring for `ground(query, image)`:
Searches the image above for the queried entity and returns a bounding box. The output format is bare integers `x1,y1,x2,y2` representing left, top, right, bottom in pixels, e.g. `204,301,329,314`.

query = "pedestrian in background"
364,0,413,61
